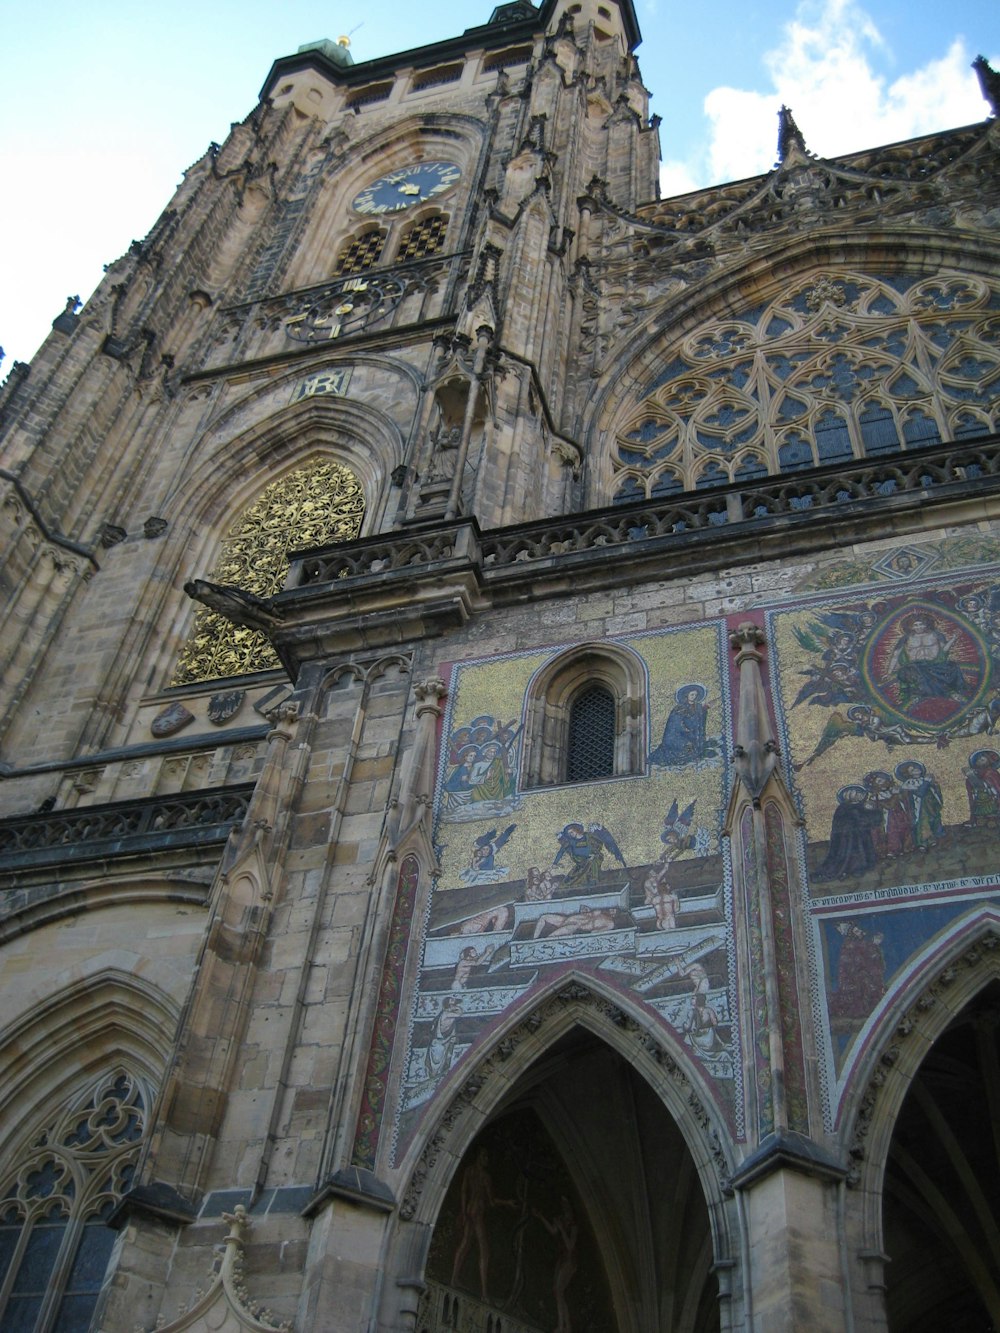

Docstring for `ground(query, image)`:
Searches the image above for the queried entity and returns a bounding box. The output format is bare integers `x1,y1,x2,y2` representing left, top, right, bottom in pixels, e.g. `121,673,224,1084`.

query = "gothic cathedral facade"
1,2,999,1329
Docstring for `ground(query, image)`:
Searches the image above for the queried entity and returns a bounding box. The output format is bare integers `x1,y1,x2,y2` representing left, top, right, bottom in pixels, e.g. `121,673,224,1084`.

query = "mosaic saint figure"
894,760,944,849
464,824,516,879
443,744,478,813
552,822,626,887
470,741,515,802
814,785,883,881
649,684,717,766
886,612,970,706
863,770,913,859
965,749,1000,827
830,922,886,1022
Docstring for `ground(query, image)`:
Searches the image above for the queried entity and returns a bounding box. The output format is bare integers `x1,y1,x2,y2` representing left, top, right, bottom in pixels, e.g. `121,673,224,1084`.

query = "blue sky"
0,0,995,367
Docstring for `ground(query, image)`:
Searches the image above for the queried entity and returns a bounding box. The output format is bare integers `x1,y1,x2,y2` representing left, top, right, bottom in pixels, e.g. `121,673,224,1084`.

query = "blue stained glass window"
0,1220,21,1287
651,470,683,497
859,405,900,455
815,411,853,464
779,436,814,472
902,410,940,447
614,477,645,505
8,1221,63,1290
695,461,728,489
0,1071,147,1333
734,454,767,482
954,414,988,440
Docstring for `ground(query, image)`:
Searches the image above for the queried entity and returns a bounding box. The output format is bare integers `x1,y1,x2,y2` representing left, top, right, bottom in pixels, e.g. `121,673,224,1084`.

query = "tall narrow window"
0,1069,150,1333
566,685,616,781
522,646,646,788
172,461,365,685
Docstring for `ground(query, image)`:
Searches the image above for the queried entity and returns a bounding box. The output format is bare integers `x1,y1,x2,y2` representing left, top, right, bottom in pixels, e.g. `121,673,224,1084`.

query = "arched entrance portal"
418,1028,720,1333
882,981,1000,1331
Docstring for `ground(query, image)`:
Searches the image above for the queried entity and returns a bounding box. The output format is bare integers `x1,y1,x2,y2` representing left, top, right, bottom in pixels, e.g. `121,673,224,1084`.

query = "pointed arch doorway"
881,980,1000,1332
419,1027,721,1333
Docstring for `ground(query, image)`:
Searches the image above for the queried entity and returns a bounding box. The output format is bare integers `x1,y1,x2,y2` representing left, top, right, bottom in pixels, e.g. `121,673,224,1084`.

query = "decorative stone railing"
0,784,254,871
293,521,478,586
285,435,1000,591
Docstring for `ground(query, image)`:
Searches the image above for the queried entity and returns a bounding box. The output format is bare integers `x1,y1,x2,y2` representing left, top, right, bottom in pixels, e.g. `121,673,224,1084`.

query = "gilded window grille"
0,1068,150,1332
335,228,387,275
397,214,448,263
172,461,365,685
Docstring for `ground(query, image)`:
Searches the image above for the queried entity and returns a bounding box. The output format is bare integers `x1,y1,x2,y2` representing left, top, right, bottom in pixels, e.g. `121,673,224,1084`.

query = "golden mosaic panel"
171,461,365,684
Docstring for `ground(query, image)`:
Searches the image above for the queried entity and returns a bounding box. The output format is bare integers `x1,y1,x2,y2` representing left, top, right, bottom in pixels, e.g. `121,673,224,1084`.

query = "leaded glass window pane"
0,1069,149,1333
567,686,616,782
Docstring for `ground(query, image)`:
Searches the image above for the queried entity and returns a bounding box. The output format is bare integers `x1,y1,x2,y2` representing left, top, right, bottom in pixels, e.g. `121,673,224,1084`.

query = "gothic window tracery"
172,461,365,685
335,227,387,275
0,1068,150,1333
612,272,1000,502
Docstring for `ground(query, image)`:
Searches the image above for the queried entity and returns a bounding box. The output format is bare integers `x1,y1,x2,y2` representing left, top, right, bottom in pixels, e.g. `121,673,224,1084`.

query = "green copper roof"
296,37,354,68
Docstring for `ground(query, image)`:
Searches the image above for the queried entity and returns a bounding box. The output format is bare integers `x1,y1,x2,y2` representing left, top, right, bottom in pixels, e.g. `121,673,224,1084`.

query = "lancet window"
613,272,1000,503
0,1068,150,1333
172,461,365,685
522,646,646,788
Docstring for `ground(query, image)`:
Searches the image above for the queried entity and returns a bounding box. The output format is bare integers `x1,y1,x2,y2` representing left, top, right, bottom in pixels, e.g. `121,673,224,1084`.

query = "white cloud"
658,159,702,197
662,0,996,195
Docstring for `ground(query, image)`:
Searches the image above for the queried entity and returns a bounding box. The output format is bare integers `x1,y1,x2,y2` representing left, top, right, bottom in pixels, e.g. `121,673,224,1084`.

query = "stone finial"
973,55,1000,117
777,105,809,162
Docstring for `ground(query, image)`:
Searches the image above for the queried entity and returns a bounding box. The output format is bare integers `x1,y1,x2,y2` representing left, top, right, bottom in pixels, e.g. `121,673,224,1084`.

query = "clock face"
285,274,406,344
352,161,462,216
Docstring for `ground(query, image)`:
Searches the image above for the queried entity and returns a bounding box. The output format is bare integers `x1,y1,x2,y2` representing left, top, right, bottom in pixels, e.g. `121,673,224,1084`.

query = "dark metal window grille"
483,46,532,71
336,229,386,275
412,64,463,92
398,215,448,262
567,685,616,782
347,83,392,111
